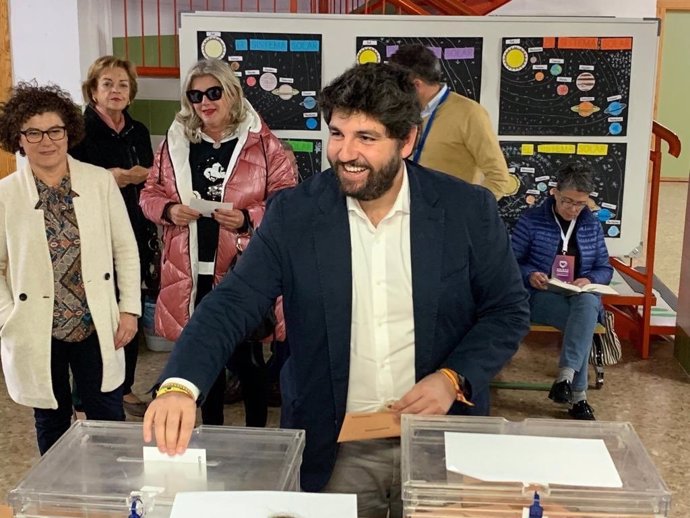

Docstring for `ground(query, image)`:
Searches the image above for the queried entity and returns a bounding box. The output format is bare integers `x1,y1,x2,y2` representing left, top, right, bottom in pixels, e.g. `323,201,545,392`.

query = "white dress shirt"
345,166,416,412
161,167,417,408
421,83,449,119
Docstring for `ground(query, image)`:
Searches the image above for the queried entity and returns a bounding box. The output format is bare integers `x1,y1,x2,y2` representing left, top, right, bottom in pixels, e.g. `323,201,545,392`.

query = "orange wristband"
438,368,474,406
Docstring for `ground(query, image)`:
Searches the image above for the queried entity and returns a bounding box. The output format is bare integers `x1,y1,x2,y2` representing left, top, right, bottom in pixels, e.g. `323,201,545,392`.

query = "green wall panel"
657,12,690,179
113,35,178,68
129,99,180,136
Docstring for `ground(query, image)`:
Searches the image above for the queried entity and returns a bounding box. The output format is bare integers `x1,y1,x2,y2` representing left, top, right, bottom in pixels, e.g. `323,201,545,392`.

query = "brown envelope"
337,411,401,442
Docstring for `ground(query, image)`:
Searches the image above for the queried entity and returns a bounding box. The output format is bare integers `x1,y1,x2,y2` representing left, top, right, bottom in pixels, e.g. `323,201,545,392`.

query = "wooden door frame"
0,0,15,177
655,0,690,117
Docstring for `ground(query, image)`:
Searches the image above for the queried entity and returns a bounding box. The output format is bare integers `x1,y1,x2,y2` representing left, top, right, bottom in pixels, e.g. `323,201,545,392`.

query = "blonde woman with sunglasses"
140,59,295,427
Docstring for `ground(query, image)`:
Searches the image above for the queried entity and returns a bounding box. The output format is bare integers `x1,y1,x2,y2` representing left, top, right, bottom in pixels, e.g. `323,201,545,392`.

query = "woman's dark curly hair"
0,81,85,156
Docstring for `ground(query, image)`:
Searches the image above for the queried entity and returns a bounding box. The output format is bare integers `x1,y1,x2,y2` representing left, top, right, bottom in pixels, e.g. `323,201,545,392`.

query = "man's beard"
331,154,402,201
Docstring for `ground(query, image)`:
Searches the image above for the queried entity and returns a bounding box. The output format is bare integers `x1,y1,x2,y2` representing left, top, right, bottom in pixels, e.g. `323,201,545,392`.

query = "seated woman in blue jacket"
511,163,613,420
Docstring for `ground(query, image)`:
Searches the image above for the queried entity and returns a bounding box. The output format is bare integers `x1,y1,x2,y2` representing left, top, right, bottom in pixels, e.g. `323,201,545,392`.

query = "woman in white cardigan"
0,83,141,454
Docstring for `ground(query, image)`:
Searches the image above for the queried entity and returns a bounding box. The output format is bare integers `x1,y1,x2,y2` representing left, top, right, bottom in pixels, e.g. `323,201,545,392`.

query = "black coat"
71,105,158,293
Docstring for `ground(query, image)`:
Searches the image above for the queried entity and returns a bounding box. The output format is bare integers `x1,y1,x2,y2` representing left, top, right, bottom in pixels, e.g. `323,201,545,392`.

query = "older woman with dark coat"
71,56,157,417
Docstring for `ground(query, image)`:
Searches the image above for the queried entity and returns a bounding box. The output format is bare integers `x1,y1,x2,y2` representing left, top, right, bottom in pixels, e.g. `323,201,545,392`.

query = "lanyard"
553,207,576,254
413,87,451,163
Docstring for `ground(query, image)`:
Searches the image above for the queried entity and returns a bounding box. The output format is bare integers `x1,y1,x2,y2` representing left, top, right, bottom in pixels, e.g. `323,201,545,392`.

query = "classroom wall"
9,0,661,143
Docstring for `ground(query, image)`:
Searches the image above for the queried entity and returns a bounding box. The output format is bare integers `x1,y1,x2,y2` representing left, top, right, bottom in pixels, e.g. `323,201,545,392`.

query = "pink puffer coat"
140,103,296,342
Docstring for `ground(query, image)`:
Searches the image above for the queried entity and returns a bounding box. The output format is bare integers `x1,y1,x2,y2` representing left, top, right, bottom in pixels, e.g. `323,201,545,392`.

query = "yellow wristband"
156,384,195,400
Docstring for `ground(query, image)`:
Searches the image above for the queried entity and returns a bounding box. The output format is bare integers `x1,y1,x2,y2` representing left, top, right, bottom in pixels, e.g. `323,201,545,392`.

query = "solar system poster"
284,138,323,182
355,37,483,102
498,141,627,237
499,37,632,137
197,31,322,131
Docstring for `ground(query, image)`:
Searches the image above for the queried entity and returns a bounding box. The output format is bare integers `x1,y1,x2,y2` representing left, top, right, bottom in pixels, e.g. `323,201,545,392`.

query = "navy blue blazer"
161,161,530,491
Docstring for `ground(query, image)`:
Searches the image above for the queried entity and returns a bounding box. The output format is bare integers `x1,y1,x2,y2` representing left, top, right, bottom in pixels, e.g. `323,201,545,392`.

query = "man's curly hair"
318,62,421,141
0,81,84,155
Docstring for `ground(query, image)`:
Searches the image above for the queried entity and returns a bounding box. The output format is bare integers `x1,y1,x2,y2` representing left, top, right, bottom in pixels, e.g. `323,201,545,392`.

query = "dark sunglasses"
185,86,224,104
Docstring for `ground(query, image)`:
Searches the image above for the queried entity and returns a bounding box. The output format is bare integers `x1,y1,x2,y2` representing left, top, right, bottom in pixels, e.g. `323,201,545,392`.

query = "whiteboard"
179,13,659,258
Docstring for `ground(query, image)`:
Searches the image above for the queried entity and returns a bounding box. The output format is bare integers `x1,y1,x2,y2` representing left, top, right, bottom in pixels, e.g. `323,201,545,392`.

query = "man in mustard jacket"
391,43,510,199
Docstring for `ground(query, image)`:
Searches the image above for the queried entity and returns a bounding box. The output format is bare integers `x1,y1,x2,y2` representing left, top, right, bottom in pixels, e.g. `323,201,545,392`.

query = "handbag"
589,309,622,366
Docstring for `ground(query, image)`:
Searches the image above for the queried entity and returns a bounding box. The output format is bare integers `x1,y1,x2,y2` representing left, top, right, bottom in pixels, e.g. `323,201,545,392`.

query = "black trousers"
33,332,125,455
122,330,140,396
196,275,269,427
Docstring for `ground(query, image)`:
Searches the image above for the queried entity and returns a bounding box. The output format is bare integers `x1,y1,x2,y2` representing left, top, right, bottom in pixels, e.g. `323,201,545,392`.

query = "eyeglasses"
20,126,67,144
558,194,589,209
185,86,223,104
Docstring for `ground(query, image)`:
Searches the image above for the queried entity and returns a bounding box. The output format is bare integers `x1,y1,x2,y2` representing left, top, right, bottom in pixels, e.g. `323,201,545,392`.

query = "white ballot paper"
444,432,623,488
170,491,358,518
143,447,208,494
189,198,233,217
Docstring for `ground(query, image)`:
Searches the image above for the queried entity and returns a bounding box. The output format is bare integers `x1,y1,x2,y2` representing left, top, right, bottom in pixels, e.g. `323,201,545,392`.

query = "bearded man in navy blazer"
144,62,529,518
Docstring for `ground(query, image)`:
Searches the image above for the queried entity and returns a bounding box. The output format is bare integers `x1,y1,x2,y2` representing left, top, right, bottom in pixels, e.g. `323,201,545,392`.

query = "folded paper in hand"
337,411,401,442
189,198,233,217
547,278,618,296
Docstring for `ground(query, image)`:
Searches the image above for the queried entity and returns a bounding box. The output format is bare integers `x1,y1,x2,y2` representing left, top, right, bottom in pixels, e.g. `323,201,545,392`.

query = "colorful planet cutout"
530,56,537,64
502,45,528,72
557,84,569,96
535,72,545,81
525,194,536,205
302,96,317,109
246,76,257,87
505,175,520,196
597,208,613,222
259,73,278,91
229,61,240,71
575,72,596,92
609,122,623,135
549,64,562,76
608,226,620,237
604,101,627,116
537,182,547,192
200,36,226,60
357,47,381,65
570,101,600,117
272,84,300,100
305,118,318,130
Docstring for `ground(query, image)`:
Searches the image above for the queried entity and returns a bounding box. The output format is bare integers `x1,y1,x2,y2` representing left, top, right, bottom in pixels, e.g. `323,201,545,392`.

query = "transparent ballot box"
401,415,671,518
9,421,305,518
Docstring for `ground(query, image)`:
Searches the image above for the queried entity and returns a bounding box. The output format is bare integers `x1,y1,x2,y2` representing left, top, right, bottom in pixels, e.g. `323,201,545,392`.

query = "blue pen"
529,491,543,518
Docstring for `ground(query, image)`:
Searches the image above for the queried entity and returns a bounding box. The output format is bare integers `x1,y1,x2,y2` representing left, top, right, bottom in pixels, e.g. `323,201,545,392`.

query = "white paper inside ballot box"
444,432,623,488
142,447,209,494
